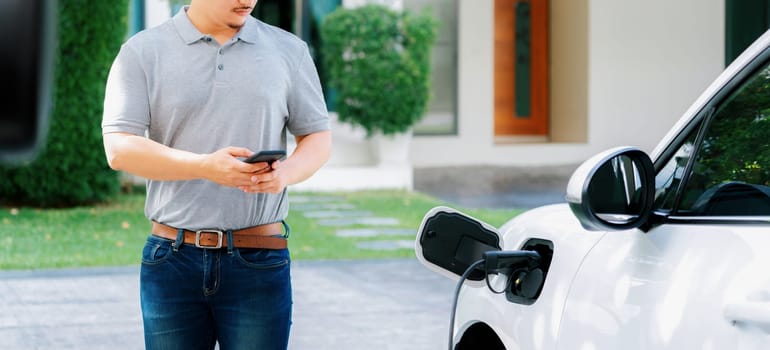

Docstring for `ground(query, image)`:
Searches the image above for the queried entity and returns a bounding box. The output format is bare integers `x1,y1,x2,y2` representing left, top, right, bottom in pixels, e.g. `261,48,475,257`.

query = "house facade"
132,0,766,190
415,0,723,168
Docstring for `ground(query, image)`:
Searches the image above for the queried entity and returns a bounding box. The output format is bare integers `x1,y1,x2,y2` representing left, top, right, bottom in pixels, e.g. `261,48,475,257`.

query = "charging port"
506,239,554,305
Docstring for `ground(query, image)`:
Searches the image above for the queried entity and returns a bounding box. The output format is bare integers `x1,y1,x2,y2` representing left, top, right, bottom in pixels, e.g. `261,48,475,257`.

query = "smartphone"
243,150,286,164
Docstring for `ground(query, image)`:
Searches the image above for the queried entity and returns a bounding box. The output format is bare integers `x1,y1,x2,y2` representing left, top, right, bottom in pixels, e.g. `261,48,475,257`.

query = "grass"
0,190,524,270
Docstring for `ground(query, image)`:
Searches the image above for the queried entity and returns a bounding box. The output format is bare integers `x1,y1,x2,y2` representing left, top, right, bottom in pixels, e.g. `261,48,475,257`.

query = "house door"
494,0,549,138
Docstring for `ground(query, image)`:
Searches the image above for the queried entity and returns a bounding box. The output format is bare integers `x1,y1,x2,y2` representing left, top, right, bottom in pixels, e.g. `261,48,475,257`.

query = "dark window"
408,0,459,135
252,0,294,32
726,0,770,65
671,61,770,216
0,0,50,158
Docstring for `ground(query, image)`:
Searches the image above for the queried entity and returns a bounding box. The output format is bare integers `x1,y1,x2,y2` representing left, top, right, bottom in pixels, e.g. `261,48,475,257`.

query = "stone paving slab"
318,217,401,227
292,195,415,253
0,259,455,350
356,240,416,251
289,202,357,211
301,210,373,219
287,196,345,204
336,228,416,238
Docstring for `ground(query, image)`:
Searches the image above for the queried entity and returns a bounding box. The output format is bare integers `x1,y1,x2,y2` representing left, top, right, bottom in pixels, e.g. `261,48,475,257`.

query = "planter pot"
373,129,413,166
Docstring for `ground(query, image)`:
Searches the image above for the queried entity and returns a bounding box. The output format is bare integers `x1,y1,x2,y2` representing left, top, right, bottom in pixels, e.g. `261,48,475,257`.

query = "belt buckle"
195,230,223,249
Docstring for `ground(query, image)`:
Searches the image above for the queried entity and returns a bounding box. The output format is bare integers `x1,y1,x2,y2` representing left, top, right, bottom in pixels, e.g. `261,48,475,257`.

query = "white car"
415,30,770,349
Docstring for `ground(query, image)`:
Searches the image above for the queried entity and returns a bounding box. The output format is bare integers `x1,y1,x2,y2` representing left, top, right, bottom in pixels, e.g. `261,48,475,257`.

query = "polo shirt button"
217,64,224,70
205,37,212,42
218,49,223,55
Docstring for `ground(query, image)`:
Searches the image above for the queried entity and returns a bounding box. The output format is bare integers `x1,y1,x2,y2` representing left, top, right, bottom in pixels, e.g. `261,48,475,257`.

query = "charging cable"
448,259,485,350
447,250,541,350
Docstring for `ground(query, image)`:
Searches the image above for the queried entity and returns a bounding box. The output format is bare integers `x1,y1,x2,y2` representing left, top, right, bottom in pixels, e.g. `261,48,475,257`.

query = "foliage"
0,0,128,207
696,66,770,187
320,4,438,136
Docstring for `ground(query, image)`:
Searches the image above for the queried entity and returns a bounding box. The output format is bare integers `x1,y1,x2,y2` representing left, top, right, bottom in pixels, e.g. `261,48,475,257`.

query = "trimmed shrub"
320,4,438,136
0,0,128,207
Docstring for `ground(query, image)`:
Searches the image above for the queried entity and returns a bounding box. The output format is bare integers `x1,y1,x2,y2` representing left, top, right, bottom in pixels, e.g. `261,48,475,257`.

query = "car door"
556,48,770,349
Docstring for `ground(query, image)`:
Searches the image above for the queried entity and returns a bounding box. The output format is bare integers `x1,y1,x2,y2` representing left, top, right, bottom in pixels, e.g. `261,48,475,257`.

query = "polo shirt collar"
238,17,258,44
173,6,258,45
173,6,204,44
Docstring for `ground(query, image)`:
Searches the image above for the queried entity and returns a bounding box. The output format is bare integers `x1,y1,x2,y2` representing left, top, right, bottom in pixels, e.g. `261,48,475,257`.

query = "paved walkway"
0,259,455,350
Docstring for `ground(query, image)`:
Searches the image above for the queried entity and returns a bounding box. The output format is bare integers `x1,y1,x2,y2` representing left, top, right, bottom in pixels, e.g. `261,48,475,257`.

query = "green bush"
320,4,438,136
0,0,128,207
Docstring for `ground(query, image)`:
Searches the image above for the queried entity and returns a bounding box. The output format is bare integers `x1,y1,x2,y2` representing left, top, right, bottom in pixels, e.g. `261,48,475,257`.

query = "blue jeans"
140,234,292,350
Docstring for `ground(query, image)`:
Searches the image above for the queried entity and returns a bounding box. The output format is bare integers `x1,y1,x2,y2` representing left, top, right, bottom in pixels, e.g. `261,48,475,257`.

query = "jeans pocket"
141,235,173,265
234,248,290,270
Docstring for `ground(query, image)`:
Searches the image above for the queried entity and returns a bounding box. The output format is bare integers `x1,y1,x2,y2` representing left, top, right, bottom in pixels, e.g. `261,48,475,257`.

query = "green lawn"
0,190,524,270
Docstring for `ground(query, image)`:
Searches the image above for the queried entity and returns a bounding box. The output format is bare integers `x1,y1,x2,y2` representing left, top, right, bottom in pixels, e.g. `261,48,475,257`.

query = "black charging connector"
447,250,542,350
483,250,541,274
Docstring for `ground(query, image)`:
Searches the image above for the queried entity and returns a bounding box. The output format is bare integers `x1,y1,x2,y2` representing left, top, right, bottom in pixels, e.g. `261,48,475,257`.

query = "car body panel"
557,223,770,349
453,204,606,349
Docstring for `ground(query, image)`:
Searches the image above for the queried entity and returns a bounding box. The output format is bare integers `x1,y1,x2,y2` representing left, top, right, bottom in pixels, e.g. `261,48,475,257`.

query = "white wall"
410,0,724,168
587,0,724,154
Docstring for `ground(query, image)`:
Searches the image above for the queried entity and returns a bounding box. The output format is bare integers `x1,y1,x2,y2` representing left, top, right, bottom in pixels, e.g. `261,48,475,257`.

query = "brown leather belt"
151,221,287,250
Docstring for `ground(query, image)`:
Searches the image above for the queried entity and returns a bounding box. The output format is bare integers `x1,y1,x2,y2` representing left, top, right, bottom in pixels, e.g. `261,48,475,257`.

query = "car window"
653,130,698,211
674,62,770,216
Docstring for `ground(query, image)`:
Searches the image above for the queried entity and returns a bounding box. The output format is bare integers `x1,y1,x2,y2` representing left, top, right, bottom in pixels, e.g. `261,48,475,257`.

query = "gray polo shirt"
102,9,329,231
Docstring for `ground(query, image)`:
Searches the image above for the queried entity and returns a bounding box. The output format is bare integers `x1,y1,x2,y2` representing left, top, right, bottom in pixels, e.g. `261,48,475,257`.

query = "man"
101,0,331,349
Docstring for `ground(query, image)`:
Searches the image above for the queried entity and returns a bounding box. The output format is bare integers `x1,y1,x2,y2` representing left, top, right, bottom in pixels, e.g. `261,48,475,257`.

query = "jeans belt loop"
173,228,185,252
226,230,234,255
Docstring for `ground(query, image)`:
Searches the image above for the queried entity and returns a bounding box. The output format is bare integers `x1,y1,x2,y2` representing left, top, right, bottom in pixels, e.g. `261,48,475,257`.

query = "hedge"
0,0,129,207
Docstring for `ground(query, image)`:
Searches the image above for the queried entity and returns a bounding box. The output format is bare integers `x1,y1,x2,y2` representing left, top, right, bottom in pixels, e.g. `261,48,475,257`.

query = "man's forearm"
103,132,206,181
283,130,332,185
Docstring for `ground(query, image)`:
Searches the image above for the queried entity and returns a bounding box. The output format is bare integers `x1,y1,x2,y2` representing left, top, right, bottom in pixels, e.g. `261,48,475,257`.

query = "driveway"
0,259,455,350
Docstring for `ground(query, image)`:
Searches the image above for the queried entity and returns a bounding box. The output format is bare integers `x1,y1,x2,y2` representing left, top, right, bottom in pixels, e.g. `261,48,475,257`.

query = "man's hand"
235,130,332,194
238,160,287,194
200,147,271,188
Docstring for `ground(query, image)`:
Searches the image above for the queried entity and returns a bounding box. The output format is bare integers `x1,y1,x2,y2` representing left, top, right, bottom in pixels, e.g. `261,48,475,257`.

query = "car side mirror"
566,147,655,231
